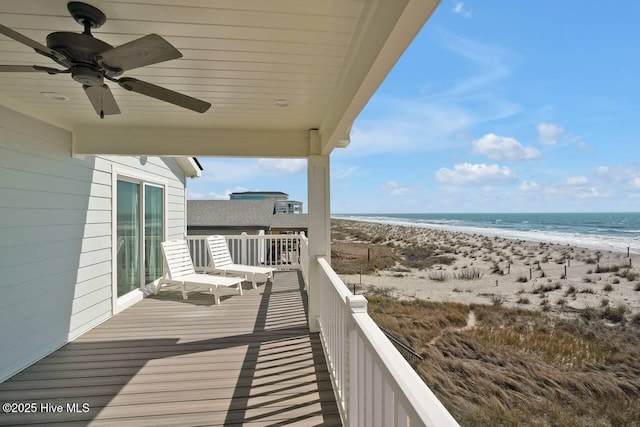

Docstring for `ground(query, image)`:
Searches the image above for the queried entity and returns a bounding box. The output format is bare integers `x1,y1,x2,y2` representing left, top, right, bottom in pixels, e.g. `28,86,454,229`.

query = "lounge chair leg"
213,286,220,305
252,273,257,289
182,285,188,300
238,282,243,296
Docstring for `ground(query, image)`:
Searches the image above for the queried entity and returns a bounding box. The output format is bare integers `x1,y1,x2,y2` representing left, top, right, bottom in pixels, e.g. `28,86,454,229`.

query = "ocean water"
333,212,640,255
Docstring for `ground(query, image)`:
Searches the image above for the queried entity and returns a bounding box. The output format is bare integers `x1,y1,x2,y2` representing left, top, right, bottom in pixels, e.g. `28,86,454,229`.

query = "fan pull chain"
100,85,104,119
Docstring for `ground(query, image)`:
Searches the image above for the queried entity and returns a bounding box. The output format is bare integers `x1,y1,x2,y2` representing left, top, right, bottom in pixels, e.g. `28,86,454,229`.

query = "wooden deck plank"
0,271,340,426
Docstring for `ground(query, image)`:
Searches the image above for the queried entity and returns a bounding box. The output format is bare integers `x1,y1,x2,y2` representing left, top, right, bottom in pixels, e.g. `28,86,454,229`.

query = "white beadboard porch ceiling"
0,0,439,157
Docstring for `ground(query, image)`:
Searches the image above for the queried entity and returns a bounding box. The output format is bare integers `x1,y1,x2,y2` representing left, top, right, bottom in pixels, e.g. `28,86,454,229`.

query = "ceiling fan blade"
0,65,42,72
0,24,69,65
96,34,182,72
0,65,69,74
118,77,211,113
84,84,121,118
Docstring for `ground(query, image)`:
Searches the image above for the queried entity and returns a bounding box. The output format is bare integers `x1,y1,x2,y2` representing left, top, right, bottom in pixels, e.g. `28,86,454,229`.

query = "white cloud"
342,34,520,158
576,141,593,152
258,158,306,173
187,191,205,199
472,133,541,161
189,186,250,200
211,186,250,199
577,187,603,199
435,163,516,186
334,166,358,180
436,33,514,100
565,176,589,186
538,123,564,145
207,191,229,200
348,103,473,156
589,165,640,194
196,158,306,185
382,181,410,197
452,1,471,17
519,181,540,191
197,159,261,183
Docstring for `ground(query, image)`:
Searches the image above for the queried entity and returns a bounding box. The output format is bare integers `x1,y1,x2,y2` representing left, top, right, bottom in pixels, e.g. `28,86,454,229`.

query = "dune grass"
368,297,640,426
330,241,397,274
331,219,458,272
368,297,469,345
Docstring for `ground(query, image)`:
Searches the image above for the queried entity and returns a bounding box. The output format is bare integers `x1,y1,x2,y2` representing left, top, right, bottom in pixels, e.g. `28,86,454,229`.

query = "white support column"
307,130,331,332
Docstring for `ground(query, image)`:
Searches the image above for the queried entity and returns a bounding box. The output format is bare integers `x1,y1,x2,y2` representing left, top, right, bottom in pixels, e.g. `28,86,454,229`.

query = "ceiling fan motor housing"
46,31,114,85
71,65,103,86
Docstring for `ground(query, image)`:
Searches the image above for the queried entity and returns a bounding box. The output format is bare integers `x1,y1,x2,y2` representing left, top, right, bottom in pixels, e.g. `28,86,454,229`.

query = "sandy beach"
332,219,640,319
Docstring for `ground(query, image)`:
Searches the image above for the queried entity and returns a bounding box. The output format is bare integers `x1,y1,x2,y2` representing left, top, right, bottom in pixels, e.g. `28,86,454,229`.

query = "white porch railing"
317,257,459,427
186,233,301,272
184,232,457,426
299,232,309,288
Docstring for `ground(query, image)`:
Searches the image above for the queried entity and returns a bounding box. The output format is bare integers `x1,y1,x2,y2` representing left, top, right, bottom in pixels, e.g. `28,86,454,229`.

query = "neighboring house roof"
188,200,274,228
187,200,307,230
231,191,288,197
271,214,308,230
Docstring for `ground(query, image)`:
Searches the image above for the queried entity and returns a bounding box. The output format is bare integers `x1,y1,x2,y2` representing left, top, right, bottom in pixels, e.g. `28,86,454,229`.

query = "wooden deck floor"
0,271,341,426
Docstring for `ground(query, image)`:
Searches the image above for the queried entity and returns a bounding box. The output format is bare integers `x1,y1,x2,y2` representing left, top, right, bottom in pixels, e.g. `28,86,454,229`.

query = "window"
114,171,166,305
116,180,141,297
144,185,164,284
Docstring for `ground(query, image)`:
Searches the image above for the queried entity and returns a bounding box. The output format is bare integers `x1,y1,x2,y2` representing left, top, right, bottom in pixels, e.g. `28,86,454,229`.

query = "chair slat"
161,240,196,279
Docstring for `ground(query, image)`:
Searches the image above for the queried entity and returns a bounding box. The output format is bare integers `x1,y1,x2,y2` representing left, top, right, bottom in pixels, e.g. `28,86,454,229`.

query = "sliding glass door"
116,178,165,299
117,180,140,297
144,185,164,284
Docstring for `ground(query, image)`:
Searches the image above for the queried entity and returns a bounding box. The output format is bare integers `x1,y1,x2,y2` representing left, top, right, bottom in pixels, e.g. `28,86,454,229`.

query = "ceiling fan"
0,1,211,118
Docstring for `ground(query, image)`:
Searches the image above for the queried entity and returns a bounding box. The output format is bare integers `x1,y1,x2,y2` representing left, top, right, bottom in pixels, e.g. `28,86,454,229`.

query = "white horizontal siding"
0,104,188,382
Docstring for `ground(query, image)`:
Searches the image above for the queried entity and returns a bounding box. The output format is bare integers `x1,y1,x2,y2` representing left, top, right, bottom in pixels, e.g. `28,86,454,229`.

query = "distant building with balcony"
229,191,303,214
187,199,307,236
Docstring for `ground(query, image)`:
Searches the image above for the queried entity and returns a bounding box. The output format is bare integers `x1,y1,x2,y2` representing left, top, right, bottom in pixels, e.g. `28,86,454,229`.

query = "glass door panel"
144,185,164,284
116,180,140,297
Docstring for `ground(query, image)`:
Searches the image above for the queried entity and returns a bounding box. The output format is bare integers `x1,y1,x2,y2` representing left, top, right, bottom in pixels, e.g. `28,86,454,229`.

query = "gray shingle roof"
188,200,274,227
271,214,308,229
230,191,288,196
187,200,308,230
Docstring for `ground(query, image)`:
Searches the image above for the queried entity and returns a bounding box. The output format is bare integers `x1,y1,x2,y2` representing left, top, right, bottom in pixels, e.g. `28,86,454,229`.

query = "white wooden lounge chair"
205,235,276,289
157,239,245,305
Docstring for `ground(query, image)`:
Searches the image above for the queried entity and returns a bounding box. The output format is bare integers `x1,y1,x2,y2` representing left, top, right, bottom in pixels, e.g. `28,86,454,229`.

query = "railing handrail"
185,233,301,272
185,234,301,241
299,232,309,289
379,326,424,365
317,255,459,427
351,311,458,425
317,257,351,300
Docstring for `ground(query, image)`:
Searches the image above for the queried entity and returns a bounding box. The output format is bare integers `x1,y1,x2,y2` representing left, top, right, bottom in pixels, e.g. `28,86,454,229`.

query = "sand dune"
333,219,640,319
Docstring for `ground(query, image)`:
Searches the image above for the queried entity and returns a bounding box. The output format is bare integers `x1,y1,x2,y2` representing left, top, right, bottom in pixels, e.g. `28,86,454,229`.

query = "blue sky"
188,1,640,213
